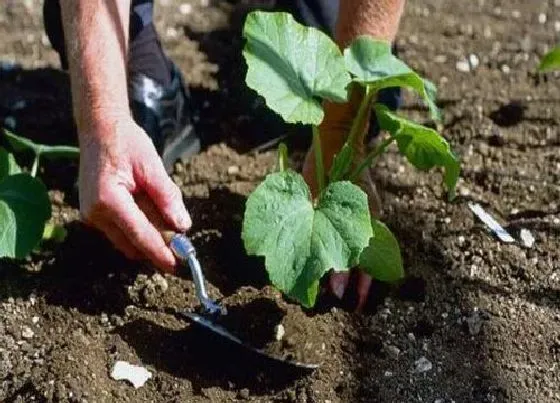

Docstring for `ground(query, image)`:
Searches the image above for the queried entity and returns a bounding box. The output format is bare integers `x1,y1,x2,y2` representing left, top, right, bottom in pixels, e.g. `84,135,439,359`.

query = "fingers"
134,155,191,232
97,220,141,260
104,186,177,272
329,272,350,299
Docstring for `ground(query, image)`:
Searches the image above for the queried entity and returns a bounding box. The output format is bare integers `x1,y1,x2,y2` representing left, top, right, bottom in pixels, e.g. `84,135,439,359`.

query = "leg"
43,0,199,171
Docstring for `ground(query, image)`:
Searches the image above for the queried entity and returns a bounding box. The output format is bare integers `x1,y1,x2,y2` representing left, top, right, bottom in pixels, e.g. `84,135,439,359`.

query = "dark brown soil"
1,0,560,402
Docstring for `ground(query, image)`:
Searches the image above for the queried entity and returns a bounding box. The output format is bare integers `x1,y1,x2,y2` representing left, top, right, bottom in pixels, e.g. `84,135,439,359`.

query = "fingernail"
175,208,192,231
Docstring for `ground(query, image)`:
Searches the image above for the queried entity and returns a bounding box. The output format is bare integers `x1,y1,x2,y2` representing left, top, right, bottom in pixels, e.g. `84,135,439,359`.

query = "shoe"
128,62,200,173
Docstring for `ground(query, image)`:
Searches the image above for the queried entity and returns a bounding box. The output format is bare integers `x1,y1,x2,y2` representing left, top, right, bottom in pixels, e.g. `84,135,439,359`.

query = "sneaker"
128,62,200,172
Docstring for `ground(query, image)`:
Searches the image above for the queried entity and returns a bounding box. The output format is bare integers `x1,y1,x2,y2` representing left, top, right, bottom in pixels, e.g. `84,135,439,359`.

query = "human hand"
302,91,381,311
78,116,191,272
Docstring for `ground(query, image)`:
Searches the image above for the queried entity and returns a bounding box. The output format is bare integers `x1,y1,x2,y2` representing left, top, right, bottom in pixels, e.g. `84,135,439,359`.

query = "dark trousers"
43,0,400,133
43,0,340,79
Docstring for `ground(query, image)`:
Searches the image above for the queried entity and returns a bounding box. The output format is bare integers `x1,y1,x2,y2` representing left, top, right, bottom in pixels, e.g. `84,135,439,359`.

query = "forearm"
60,0,131,137
336,0,405,47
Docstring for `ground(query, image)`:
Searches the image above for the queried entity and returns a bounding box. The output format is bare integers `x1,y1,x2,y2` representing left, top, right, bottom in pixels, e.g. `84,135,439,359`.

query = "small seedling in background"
539,46,560,72
0,129,78,259
240,11,460,307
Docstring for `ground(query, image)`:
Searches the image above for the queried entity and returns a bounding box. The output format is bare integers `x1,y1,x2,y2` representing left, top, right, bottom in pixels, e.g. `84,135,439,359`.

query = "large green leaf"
375,104,460,200
539,46,560,72
359,219,403,282
242,11,351,125
242,171,372,307
0,147,21,180
4,129,79,159
0,174,51,259
344,36,440,121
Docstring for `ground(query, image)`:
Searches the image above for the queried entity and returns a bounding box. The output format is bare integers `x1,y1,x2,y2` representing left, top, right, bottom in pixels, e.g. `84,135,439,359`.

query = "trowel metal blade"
181,311,320,370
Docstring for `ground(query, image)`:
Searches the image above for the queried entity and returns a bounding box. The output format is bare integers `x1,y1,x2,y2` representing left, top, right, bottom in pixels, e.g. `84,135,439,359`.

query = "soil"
1,0,560,402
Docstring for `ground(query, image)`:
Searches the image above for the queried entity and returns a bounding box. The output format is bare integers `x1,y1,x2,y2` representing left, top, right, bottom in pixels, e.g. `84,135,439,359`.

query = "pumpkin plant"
0,128,79,259
240,11,460,307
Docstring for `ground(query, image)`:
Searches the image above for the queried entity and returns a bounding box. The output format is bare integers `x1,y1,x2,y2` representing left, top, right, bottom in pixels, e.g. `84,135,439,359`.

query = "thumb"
135,155,191,232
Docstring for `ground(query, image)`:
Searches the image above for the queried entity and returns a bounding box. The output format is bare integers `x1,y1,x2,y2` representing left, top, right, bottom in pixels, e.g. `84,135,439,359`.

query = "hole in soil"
217,297,285,349
398,276,426,302
116,318,309,393
489,102,526,127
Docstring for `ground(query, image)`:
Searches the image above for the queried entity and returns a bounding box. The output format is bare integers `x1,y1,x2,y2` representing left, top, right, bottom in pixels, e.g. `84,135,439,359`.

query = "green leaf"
375,104,460,200
242,11,351,125
3,129,79,159
242,171,372,307
344,36,440,121
328,143,354,182
0,147,22,180
359,219,404,282
0,174,51,259
539,46,560,72
42,222,68,243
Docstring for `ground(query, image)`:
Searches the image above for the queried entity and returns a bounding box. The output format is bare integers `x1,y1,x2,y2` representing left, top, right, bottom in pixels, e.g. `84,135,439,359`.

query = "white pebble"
538,13,547,24
31,316,40,324
179,3,192,14
511,10,521,19
227,165,240,175
520,228,535,248
555,21,560,32
501,64,511,74
110,361,152,388
468,54,480,69
456,60,470,73
22,326,34,339
274,324,285,341
414,356,433,373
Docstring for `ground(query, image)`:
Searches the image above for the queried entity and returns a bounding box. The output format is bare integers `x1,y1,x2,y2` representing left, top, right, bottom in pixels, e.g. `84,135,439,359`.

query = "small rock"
110,361,152,388
100,313,109,325
455,60,470,73
238,388,250,399
414,356,433,373
179,3,192,14
151,273,168,293
274,324,285,341
501,64,511,74
465,309,483,335
227,165,240,175
384,370,393,377
434,55,447,63
520,228,535,248
538,13,547,24
407,332,416,342
31,316,39,324
434,399,445,403
555,21,560,32
468,54,480,69
383,343,400,358
22,326,34,339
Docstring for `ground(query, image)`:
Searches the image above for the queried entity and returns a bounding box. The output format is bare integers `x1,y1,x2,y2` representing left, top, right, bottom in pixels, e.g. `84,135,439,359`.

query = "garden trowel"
161,231,319,370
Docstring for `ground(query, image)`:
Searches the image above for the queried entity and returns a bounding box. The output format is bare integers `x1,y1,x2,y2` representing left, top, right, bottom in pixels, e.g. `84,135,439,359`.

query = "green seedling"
539,46,560,72
240,11,460,307
0,128,79,259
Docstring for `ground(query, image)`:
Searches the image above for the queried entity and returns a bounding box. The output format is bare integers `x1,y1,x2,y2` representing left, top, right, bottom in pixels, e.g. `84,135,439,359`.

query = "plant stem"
312,126,325,193
346,86,375,147
349,136,395,182
30,153,40,177
277,142,288,172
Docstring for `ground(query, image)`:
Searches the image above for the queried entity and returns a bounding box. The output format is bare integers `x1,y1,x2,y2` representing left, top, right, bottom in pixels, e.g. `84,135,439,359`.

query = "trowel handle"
161,231,224,315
